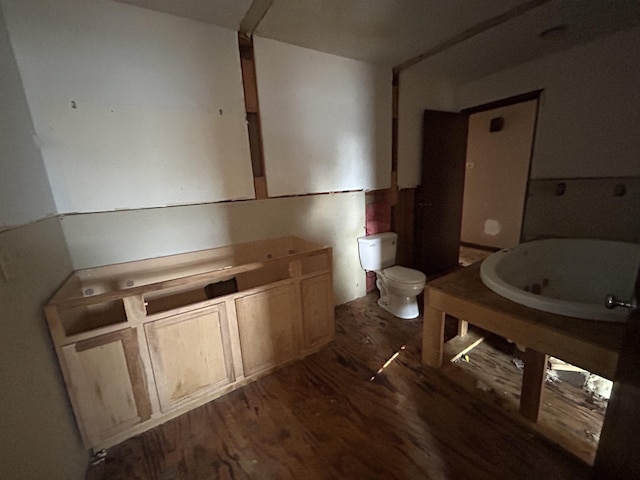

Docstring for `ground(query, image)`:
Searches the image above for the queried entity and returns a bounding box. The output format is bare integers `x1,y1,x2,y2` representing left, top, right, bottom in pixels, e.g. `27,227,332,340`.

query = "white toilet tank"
357,232,398,271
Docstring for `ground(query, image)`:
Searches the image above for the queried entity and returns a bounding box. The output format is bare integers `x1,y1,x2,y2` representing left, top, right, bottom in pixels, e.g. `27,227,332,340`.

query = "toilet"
357,232,426,319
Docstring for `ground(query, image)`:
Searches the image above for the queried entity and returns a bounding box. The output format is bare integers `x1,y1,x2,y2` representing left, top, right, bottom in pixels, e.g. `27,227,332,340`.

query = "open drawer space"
144,277,239,315
56,299,127,336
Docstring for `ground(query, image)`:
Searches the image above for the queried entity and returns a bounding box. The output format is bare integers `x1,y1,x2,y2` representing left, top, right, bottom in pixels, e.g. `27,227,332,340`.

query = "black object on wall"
489,116,504,132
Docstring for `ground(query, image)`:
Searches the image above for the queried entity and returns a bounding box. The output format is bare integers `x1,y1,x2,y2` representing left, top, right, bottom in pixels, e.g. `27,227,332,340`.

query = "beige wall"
461,99,537,248
0,218,87,479
61,192,367,306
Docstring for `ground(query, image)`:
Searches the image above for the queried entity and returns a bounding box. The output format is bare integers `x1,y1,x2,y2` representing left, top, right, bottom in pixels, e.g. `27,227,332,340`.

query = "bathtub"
480,239,640,322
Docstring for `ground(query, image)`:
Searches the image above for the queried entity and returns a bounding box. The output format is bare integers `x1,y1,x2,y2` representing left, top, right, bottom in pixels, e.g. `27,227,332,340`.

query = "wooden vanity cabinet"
301,274,335,350
60,328,152,447
144,302,235,413
45,236,334,451
235,283,301,377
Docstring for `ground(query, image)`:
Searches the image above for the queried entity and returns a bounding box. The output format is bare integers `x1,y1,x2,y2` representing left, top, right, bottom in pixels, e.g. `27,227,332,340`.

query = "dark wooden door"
414,110,469,276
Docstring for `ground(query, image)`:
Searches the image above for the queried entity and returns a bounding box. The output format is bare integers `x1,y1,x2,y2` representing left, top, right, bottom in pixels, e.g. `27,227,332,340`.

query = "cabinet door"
145,303,234,412
235,283,300,377
62,329,151,447
301,274,335,349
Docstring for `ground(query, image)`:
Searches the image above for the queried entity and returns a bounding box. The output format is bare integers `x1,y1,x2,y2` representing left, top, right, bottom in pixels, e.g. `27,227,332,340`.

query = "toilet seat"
381,266,426,285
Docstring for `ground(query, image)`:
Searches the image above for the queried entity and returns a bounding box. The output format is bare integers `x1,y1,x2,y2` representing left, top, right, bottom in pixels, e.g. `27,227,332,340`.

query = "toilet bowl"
376,265,426,318
357,232,426,319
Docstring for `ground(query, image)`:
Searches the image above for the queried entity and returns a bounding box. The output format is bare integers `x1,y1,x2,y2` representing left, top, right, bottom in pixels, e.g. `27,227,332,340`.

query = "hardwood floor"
86,294,591,480
439,329,606,464
458,245,492,266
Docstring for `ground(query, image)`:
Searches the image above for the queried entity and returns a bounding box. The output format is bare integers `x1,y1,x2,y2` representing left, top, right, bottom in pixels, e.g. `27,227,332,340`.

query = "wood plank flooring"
86,294,591,480
440,328,606,464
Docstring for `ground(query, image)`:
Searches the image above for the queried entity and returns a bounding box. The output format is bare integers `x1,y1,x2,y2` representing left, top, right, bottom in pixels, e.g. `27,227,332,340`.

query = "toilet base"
378,294,419,319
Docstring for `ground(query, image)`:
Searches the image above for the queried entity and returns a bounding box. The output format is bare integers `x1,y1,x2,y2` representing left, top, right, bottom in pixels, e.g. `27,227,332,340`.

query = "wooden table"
422,262,625,422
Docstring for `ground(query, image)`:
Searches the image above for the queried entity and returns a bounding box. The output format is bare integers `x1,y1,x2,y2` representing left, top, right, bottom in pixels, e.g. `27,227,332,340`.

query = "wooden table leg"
422,304,445,368
594,310,640,479
519,348,548,422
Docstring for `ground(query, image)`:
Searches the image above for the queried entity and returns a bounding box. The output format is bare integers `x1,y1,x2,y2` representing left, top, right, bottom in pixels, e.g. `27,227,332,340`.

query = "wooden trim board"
443,330,486,364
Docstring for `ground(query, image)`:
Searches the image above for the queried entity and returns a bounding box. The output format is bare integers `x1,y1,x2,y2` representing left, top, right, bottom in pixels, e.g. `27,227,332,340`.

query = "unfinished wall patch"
483,219,502,236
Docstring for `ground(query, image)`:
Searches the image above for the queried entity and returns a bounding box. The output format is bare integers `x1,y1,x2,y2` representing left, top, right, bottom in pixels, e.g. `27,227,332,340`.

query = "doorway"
413,92,540,276
460,94,540,250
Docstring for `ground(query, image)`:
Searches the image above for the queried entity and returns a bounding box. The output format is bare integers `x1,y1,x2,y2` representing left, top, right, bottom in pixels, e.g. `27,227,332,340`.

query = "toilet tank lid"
357,232,398,243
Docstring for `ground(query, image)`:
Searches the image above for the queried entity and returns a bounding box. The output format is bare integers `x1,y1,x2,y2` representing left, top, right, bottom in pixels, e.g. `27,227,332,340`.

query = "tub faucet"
605,294,637,311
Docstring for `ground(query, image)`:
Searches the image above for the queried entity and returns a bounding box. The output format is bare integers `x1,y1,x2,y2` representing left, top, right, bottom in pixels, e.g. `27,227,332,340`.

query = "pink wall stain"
365,200,391,292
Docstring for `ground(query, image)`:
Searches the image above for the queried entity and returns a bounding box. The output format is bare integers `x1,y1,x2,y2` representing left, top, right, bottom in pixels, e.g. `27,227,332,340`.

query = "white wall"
61,192,367,305
0,5,56,228
458,26,640,180
396,71,458,188
254,36,392,196
2,0,255,214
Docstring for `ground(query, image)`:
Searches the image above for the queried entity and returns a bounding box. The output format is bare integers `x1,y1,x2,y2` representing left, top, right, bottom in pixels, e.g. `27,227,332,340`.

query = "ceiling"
112,0,640,83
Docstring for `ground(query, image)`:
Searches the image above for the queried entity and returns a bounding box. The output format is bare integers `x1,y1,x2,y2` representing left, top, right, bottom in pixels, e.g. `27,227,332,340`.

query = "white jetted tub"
480,239,640,322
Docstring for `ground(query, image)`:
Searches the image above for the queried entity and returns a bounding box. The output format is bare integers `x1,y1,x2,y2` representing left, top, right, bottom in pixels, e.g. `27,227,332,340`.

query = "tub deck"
422,262,626,422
